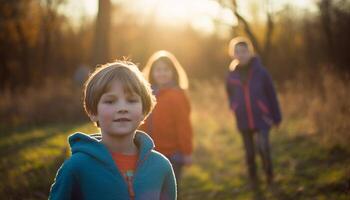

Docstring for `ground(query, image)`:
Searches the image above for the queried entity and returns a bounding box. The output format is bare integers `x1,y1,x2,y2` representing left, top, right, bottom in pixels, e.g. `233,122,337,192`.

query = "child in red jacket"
141,50,193,184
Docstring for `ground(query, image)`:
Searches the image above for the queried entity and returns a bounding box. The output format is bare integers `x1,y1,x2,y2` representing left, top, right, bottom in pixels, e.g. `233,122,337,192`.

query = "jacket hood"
68,131,155,167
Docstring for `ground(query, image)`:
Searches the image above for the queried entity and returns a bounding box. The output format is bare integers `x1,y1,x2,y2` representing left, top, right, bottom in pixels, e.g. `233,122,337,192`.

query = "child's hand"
274,122,281,128
183,155,193,166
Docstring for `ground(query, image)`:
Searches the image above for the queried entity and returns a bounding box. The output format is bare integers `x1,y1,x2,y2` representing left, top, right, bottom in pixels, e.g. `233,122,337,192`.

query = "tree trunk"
262,0,274,64
319,0,334,64
92,0,111,66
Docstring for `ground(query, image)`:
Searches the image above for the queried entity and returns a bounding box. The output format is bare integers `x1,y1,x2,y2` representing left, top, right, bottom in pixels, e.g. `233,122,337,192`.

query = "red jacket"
140,87,193,156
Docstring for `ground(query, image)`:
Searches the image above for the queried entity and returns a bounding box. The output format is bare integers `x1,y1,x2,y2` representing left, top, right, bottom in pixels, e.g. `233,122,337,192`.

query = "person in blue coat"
49,61,176,200
225,37,282,187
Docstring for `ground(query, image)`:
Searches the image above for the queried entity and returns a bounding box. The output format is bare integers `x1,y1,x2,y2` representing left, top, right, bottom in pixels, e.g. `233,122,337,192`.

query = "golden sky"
58,0,317,36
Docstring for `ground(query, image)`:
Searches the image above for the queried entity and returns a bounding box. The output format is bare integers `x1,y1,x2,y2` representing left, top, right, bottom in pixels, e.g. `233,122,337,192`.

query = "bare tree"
319,0,334,63
262,0,274,63
41,0,65,76
92,0,111,65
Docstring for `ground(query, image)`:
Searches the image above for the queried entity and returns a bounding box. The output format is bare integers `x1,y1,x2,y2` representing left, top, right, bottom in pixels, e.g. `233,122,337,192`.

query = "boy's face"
152,61,174,87
234,44,252,66
91,80,144,137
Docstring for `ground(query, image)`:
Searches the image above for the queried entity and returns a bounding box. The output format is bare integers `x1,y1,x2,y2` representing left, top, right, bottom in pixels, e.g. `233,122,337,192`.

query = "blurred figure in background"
141,50,193,187
225,37,282,188
73,64,90,87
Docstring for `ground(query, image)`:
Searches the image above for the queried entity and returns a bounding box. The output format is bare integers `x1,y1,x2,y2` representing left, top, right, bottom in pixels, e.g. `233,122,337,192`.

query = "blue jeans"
240,129,274,184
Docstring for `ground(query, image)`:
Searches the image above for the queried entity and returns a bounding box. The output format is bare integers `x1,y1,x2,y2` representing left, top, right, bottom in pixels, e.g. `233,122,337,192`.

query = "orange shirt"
140,88,193,156
111,152,138,177
111,152,138,199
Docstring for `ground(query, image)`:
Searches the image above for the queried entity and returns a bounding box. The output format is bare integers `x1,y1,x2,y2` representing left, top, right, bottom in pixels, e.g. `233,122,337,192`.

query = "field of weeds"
0,75,349,199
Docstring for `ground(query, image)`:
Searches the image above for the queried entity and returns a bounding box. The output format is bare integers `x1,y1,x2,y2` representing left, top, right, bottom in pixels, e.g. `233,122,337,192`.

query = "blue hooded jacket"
49,131,176,200
226,57,282,131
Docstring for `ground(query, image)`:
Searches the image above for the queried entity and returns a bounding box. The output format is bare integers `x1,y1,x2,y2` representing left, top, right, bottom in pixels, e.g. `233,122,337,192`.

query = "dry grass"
0,79,87,128
0,72,349,199
280,70,350,147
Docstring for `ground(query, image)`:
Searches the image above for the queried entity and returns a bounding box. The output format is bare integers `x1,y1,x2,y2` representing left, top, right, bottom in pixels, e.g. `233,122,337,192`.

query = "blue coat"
49,131,176,200
226,57,282,131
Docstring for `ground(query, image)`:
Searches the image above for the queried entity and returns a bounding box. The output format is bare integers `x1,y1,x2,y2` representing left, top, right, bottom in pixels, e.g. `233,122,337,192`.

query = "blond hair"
228,36,255,58
83,60,156,122
228,37,255,71
142,50,189,90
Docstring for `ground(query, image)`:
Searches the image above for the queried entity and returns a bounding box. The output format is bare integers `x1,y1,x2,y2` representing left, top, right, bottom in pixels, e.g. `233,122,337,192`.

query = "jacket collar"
68,131,155,167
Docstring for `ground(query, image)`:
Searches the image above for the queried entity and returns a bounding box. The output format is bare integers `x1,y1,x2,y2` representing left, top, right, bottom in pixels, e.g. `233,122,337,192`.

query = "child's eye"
128,98,140,103
104,100,114,104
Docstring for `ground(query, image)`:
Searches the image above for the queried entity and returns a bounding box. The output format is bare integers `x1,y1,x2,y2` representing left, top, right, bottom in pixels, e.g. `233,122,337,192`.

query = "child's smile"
113,117,131,122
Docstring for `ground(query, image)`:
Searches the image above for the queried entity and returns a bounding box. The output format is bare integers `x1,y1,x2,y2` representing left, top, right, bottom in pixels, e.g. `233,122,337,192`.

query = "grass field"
1,79,349,199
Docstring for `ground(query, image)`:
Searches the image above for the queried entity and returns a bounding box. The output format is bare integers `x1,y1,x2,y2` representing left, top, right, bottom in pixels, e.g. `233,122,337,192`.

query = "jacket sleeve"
172,90,193,155
263,71,282,124
49,159,79,200
226,77,233,108
226,75,239,111
160,164,177,200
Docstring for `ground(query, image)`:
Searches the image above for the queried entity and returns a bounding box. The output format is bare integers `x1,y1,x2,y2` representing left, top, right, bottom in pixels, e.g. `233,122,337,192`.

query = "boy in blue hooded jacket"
49,61,176,200
226,37,282,187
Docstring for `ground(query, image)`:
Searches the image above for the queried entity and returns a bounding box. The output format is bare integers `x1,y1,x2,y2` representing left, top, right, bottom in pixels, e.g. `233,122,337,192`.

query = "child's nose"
116,101,128,113
117,109,128,114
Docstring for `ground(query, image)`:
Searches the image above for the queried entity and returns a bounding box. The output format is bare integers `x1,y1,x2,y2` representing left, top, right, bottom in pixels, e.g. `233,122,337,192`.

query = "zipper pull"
126,170,135,199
